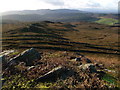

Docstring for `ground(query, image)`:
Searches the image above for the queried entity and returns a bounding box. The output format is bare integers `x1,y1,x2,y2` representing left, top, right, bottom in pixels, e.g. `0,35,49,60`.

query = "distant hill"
2,13,98,22
2,9,118,23
1,19,21,24
2,9,89,15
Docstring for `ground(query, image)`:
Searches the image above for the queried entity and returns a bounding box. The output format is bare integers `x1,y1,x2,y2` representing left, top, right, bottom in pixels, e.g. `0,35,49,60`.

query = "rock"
1,55,10,70
75,58,82,61
104,69,116,73
36,66,65,82
0,50,14,56
97,70,105,74
95,63,104,69
70,56,76,60
69,56,82,62
94,63,99,67
79,64,97,73
18,62,26,66
0,55,6,63
85,58,92,63
80,57,92,63
8,48,41,66
27,66,36,71
0,50,15,66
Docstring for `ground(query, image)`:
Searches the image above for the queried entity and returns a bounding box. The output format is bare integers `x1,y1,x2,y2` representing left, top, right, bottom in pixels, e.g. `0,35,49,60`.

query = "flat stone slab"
36,66,65,82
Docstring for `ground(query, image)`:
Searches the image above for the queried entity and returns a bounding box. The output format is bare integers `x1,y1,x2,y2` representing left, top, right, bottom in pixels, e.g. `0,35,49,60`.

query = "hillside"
2,9,118,22
2,9,88,15
2,48,120,89
2,21,119,53
1,21,120,89
95,18,118,25
2,13,97,22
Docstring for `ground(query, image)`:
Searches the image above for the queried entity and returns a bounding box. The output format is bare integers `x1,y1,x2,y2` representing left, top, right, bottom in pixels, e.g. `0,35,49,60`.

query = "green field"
95,18,118,25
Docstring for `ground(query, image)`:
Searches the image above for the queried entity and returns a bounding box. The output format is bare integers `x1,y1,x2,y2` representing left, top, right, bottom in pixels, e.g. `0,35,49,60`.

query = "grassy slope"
2,21,119,67
2,21,120,88
95,18,118,25
2,22,119,54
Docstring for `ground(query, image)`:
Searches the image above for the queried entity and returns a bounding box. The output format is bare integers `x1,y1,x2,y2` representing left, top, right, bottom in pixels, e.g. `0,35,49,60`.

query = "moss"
35,82,54,88
102,73,118,86
8,51,20,58
2,74,35,89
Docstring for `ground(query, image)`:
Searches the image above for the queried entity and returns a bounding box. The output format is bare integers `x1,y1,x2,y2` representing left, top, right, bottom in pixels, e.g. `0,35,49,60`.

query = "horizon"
0,0,119,13
1,8,118,14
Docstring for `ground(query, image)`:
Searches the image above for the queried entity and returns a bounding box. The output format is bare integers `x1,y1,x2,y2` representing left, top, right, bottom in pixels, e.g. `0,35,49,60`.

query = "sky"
0,0,119,13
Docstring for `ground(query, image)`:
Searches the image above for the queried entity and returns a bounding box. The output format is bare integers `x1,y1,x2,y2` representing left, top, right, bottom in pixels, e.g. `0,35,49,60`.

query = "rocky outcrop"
8,48,41,66
0,50,14,56
0,50,15,68
36,66,65,82
2,50,117,89
0,55,5,64
69,55,92,63
79,64,97,73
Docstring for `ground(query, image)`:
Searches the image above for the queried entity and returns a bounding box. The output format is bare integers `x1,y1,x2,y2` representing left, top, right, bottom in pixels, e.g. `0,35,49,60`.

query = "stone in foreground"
36,66,65,82
8,48,41,66
79,64,97,73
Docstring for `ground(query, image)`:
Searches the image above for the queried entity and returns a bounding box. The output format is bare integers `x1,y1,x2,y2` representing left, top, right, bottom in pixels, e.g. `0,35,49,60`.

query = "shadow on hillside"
6,35,69,40
18,46,120,55
3,23,120,55
53,41,120,52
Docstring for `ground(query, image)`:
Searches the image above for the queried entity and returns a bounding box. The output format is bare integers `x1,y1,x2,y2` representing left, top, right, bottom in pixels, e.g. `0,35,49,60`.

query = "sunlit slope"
2,21,119,55
95,18,118,25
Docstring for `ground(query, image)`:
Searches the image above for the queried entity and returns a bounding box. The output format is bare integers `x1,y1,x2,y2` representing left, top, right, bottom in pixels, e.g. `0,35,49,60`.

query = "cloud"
42,0,64,6
87,1,101,8
0,0,119,12
0,0,61,12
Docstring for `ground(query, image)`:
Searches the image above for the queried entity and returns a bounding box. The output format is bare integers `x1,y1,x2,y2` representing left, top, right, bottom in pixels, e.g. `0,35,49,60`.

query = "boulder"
0,50,15,66
75,57,82,61
0,55,5,63
85,58,92,63
0,50,14,56
69,56,82,62
36,66,65,82
79,64,97,73
8,48,41,66
70,56,76,60
95,63,104,69
1,55,10,69
80,57,92,63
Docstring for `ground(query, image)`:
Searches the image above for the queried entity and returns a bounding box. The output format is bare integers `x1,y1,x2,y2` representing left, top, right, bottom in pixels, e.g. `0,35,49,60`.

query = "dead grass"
2,21,119,66
1,21,120,89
